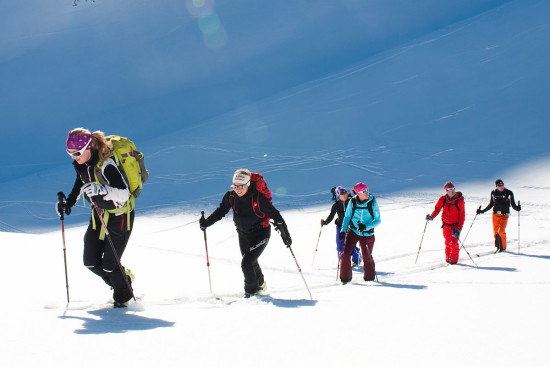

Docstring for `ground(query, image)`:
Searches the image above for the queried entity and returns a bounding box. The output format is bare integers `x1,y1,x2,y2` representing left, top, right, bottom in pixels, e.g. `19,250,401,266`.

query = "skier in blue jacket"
321,186,361,266
339,182,381,283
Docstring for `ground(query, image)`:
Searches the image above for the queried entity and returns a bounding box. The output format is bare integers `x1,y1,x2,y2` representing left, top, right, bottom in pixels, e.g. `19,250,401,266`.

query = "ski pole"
459,206,480,248
336,230,345,280
311,224,323,266
415,221,429,264
200,211,213,294
336,250,341,281
457,238,478,267
287,245,313,300
57,192,70,303
518,201,521,254
91,201,136,301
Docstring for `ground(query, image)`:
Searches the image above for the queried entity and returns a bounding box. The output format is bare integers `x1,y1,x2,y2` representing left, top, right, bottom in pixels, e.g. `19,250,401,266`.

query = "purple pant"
336,226,361,264
339,230,375,282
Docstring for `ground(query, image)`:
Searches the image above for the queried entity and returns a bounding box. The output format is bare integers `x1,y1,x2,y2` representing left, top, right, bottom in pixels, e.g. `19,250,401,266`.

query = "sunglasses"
66,137,92,157
446,187,455,191
357,189,368,194
232,184,247,190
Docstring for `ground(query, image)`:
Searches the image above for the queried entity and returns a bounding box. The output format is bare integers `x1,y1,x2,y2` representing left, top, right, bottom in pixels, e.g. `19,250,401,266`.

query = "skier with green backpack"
56,128,148,307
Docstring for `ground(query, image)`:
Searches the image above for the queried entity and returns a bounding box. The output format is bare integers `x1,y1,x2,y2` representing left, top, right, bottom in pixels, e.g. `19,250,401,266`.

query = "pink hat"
354,182,368,193
66,132,92,151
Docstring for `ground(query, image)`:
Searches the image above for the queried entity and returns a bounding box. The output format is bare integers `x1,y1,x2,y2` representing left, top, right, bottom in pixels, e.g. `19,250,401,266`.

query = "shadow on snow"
59,308,175,335
457,263,517,272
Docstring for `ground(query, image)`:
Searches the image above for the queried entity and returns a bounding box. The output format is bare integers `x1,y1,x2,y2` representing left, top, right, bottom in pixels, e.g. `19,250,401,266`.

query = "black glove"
338,231,346,241
320,219,328,226
517,204,521,211
452,228,461,238
357,222,367,232
274,221,292,247
55,202,71,216
199,216,212,230
476,208,483,215
426,214,433,221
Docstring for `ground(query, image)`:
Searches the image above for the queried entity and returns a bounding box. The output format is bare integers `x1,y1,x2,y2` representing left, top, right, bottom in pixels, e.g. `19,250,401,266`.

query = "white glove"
81,182,107,198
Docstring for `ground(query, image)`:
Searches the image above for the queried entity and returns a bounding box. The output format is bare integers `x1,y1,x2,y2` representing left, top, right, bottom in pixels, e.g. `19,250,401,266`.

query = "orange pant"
492,213,509,250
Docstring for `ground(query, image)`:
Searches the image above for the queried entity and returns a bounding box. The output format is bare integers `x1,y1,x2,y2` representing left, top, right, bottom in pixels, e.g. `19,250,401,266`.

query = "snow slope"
1,0,549,233
1,1,550,366
1,0,512,180
2,163,549,366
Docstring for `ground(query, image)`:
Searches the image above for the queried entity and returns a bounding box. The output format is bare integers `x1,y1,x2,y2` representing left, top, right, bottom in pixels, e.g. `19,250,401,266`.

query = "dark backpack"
349,196,375,223
229,172,272,227
348,196,376,234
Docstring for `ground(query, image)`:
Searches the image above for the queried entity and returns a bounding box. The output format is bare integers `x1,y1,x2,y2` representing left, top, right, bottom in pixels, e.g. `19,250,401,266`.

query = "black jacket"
66,151,128,211
480,188,519,215
206,187,284,234
324,197,350,228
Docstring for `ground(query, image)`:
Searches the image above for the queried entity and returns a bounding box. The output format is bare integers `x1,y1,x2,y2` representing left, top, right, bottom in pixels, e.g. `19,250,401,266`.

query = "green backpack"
103,135,149,198
90,135,148,239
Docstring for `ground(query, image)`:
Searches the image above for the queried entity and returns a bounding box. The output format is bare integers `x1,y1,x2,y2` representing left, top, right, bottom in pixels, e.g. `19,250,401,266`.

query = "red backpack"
229,172,272,227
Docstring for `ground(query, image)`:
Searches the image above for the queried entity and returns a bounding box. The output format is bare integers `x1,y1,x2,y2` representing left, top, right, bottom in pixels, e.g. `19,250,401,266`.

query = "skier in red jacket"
425,182,465,264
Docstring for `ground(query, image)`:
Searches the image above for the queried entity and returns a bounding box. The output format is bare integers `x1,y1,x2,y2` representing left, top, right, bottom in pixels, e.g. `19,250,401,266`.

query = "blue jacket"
341,195,381,236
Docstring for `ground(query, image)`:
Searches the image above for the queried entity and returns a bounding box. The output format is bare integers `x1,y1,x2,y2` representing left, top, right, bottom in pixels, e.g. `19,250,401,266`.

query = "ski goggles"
446,187,455,191
357,189,368,194
231,184,247,190
66,137,92,157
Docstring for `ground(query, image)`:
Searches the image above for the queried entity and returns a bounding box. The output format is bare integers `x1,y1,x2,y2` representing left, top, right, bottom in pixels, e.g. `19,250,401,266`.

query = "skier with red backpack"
199,169,292,297
425,181,465,264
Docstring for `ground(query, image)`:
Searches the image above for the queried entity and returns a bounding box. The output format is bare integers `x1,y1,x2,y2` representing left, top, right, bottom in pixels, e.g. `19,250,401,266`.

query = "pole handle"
200,211,207,233
57,192,67,220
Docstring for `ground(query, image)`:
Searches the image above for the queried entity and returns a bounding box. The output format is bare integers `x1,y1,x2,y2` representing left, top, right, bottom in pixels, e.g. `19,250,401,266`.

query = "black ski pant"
83,209,135,303
238,226,270,294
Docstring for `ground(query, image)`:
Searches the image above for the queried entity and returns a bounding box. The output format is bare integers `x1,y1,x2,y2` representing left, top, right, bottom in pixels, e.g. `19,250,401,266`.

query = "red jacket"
430,192,465,229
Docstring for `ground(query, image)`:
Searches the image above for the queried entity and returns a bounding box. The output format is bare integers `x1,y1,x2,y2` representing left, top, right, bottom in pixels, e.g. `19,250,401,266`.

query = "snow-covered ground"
2,158,549,366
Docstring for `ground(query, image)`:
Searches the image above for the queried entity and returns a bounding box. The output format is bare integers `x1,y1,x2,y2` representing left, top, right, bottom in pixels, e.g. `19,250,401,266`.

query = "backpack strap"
91,159,134,239
367,196,375,219
229,189,269,227
350,196,375,220
349,196,376,232
441,195,460,227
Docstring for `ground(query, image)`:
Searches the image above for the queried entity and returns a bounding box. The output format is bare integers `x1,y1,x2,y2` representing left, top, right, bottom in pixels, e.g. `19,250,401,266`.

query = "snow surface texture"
2,160,549,366
1,1,550,366
1,0,549,232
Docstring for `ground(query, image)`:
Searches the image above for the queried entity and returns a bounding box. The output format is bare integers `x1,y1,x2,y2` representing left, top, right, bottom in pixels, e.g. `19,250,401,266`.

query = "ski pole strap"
92,197,134,240
90,209,110,240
